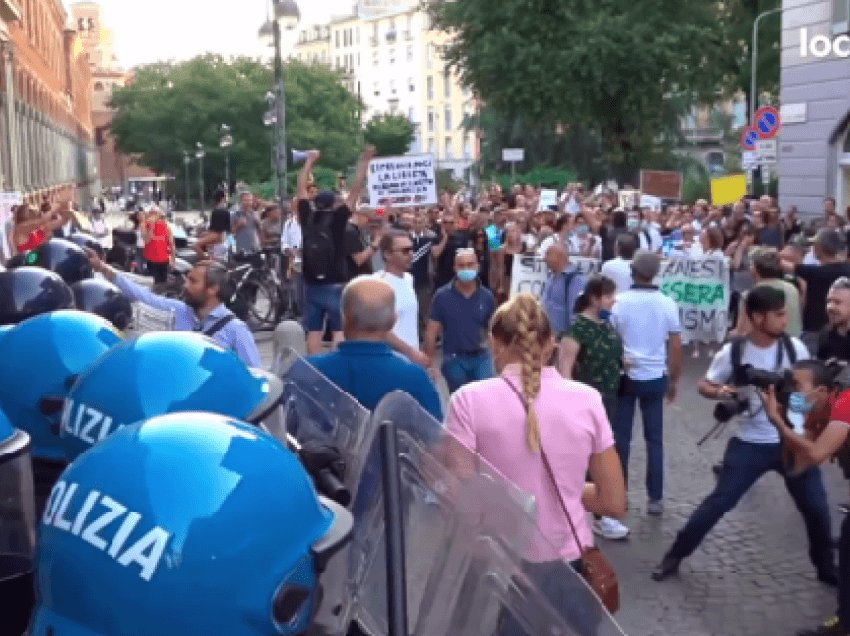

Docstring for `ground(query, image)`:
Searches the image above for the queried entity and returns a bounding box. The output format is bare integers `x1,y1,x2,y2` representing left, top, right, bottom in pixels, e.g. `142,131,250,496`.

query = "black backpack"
301,210,337,283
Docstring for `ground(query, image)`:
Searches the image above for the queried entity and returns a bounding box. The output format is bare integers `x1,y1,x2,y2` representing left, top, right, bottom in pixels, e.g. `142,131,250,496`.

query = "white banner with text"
367,154,438,208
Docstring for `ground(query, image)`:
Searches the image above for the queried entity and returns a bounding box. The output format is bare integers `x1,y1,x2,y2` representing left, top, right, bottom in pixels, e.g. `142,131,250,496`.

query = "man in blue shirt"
307,276,442,421
425,248,497,394
87,250,260,367
541,242,586,336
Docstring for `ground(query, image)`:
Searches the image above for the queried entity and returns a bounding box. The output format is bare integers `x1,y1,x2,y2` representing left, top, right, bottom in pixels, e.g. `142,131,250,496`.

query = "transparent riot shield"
354,391,627,636
0,426,38,636
272,348,377,636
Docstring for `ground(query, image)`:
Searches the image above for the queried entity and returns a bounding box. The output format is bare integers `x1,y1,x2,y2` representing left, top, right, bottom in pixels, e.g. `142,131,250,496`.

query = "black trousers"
147,260,169,284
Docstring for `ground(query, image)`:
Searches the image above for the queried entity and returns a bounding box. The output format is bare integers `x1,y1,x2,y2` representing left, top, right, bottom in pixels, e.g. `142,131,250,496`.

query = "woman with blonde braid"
446,292,625,635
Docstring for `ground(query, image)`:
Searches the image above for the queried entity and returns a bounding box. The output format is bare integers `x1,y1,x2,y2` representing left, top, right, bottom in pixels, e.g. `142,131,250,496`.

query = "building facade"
71,2,160,201
0,0,98,207
292,3,479,182
779,0,850,216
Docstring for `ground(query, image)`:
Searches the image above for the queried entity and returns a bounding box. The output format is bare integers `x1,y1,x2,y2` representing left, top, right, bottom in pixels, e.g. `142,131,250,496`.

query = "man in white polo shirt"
610,250,682,529
600,233,637,294
375,229,430,367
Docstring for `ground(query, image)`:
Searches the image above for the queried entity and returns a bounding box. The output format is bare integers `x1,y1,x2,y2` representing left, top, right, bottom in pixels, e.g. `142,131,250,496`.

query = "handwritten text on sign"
368,154,438,208
511,256,730,343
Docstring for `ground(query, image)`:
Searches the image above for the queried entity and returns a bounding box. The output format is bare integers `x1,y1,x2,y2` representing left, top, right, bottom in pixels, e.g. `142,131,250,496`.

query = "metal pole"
184,158,190,210
199,154,205,213
750,7,782,191
225,153,230,195
273,20,286,203
379,421,409,636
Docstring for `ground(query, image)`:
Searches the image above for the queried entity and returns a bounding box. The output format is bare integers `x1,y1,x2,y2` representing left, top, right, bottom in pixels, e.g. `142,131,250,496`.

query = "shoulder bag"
501,377,620,613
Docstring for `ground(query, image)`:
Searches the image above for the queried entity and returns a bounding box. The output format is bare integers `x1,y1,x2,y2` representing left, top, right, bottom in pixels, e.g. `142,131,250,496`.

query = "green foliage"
433,0,726,178
364,114,416,157
487,166,578,192
109,55,363,197
681,175,711,204
437,169,464,194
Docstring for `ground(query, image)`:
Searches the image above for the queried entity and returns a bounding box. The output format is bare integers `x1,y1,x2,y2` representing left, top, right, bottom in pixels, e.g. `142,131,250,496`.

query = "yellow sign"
710,175,747,206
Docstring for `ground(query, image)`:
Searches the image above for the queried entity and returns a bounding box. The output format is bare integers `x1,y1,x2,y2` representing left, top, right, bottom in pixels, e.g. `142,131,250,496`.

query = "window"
427,76,434,100
94,81,104,91
390,79,397,95
428,138,436,155
834,0,849,33
444,72,451,98
373,51,379,66
336,30,340,47
373,22,379,37
336,56,340,69
427,108,435,133
407,45,414,62
409,107,416,121
445,137,453,159
407,15,413,33
427,44,435,69
357,27,360,44
444,106,452,130
374,82,380,97
408,77,415,92
357,53,360,66
389,48,395,64
343,30,347,47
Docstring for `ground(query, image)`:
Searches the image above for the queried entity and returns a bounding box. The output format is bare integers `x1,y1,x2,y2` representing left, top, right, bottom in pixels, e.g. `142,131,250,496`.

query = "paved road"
257,334,844,636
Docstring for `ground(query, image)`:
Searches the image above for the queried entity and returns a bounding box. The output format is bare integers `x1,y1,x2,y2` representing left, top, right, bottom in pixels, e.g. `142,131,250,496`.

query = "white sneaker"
592,517,630,540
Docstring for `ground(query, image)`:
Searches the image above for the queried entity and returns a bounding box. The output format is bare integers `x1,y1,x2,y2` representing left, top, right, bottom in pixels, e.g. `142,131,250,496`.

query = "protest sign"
367,154,437,208
618,189,641,210
538,189,558,211
510,255,729,343
640,170,683,199
0,191,22,263
710,174,747,206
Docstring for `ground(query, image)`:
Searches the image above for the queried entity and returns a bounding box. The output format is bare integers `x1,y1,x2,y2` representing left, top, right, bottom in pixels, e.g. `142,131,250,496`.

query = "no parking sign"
754,106,781,140
740,127,759,151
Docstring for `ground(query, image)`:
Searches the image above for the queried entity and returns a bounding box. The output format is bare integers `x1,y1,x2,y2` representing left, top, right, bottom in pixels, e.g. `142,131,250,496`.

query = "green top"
565,314,624,396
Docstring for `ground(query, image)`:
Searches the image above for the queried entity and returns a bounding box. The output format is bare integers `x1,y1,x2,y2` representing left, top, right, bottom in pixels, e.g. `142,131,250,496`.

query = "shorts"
303,283,343,332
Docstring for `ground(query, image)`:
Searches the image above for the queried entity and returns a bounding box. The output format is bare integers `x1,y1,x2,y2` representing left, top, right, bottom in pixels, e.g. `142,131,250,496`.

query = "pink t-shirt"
446,366,615,563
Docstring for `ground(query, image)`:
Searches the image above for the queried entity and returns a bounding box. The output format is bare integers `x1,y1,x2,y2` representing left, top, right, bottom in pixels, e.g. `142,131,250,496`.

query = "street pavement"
256,334,844,636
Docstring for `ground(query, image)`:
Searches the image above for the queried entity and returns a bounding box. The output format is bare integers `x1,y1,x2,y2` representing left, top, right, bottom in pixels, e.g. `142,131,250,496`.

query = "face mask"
576,225,589,235
789,392,814,414
457,269,477,282
627,218,639,229
599,309,612,321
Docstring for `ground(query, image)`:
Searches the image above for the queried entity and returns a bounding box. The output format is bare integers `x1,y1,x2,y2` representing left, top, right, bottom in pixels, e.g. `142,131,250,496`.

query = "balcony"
0,0,22,23
386,30,397,42
403,30,414,40
682,126,723,144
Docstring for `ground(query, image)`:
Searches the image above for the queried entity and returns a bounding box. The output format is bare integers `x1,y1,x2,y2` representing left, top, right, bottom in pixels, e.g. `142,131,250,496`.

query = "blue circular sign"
755,107,781,139
741,128,759,150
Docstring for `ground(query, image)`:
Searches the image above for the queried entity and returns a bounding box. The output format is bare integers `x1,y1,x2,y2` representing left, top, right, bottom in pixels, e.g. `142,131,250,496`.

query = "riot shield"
354,391,627,636
272,348,377,636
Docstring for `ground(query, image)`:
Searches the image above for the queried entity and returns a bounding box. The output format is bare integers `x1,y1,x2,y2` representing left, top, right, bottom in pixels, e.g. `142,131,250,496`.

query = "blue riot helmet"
71,278,133,330
0,407,38,636
0,267,74,325
0,310,123,461
59,332,285,461
31,412,353,636
7,238,92,285
67,232,105,258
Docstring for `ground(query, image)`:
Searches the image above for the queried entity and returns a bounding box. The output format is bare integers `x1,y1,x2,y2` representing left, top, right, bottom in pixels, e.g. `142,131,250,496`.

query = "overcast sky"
80,0,355,69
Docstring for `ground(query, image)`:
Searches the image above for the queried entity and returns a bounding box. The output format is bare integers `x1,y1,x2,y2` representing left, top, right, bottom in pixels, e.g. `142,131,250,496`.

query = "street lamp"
259,0,300,203
195,142,206,213
183,151,191,211
750,7,782,190
220,124,233,195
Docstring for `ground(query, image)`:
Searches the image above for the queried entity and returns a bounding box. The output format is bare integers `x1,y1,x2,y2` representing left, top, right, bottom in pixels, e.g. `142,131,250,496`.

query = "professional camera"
713,397,749,424
712,365,794,424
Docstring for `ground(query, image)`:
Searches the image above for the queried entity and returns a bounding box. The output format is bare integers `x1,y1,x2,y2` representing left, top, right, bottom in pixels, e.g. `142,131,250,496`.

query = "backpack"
602,227,629,262
301,210,337,283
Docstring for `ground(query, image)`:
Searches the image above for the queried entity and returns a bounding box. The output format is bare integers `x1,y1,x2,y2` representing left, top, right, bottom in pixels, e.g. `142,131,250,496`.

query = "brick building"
71,2,160,201
0,0,98,208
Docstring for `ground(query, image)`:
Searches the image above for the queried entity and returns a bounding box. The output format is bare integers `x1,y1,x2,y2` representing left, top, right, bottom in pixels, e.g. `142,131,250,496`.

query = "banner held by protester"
367,154,438,208
511,256,730,342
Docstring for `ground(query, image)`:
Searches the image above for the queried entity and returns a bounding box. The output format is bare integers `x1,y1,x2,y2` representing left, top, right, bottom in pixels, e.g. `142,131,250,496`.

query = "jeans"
840,512,850,623
303,283,343,332
441,352,494,394
612,376,667,502
668,437,835,577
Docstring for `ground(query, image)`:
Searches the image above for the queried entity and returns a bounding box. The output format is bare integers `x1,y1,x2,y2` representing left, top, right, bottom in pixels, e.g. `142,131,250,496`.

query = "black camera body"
713,364,794,424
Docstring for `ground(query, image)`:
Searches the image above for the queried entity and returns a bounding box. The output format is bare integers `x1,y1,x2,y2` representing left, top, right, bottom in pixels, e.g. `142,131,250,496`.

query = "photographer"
652,285,836,585
760,361,849,636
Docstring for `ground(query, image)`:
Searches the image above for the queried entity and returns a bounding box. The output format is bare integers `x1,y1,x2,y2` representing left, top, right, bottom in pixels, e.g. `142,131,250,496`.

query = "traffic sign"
742,151,757,170
754,106,781,140
502,148,525,162
741,127,759,151
756,139,777,164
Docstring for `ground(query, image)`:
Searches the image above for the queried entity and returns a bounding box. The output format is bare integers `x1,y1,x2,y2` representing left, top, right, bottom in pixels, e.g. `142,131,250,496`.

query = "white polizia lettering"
42,481,172,582
62,400,119,445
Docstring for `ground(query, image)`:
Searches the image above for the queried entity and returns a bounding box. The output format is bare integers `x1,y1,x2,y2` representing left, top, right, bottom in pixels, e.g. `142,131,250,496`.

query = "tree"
432,0,727,182
109,55,363,196
364,114,416,156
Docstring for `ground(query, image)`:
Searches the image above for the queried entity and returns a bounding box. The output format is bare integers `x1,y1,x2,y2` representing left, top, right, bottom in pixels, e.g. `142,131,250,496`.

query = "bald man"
306,276,443,420
541,242,586,336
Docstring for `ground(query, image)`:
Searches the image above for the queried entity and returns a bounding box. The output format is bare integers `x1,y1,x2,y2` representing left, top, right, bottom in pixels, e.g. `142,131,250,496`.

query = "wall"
779,0,850,216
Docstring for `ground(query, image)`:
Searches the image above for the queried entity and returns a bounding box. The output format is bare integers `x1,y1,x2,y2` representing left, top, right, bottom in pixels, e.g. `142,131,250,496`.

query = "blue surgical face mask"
577,225,589,234
789,392,814,414
599,309,612,321
627,218,639,229
457,269,477,282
